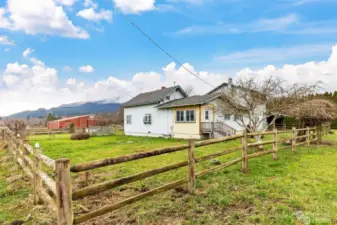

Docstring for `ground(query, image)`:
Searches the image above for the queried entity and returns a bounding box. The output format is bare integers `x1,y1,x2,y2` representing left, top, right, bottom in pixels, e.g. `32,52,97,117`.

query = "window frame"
126,115,132,125
234,114,243,121
165,95,171,101
204,110,210,121
143,114,152,125
176,110,184,122
224,114,231,120
176,109,195,123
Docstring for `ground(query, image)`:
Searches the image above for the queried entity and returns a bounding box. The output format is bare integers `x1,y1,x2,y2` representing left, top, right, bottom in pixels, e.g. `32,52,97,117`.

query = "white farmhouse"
123,80,267,139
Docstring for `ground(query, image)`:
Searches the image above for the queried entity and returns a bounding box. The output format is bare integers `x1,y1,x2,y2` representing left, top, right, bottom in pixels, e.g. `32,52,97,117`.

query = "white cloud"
79,65,94,73
77,8,112,22
30,57,45,66
216,43,332,64
22,48,34,58
0,36,14,45
66,78,76,85
1,60,57,90
173,14,337,36
253,14,298,32
168,0,210,5
113,0,156,14
63,66,72,72
4,48,10,52
2,45,337,116
2,74,20,88
173,14,298,36
282,0,334,6
1,0,89,39
5,62,30,74
0,8,12,29
236,45,337,91
54,0,76,6
84,0,98,8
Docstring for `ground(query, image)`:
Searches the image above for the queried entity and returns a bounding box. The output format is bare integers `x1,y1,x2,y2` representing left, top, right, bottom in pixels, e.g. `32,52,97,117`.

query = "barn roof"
122,86,187,108
48,114,102,123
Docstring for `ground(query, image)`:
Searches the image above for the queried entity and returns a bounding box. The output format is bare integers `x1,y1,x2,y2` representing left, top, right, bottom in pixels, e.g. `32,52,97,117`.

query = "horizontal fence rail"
0,124,331,225
70,134,244,173
0,128,58,214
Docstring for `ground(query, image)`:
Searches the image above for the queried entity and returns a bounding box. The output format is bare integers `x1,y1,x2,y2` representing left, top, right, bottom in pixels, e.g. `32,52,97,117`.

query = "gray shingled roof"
157,93,221,108
206,82,229,95
122,86,186,108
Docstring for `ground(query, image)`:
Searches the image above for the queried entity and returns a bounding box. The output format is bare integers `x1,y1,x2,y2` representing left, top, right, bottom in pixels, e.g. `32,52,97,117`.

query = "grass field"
0,131,336,224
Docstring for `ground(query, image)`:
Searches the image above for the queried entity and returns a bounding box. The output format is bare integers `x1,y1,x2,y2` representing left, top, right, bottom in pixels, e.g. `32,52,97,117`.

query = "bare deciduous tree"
5,120,26,137
217,76,317,135
184,85,195,96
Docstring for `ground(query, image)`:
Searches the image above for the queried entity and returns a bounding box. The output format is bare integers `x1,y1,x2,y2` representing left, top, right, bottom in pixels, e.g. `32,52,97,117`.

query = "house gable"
122,85,187,108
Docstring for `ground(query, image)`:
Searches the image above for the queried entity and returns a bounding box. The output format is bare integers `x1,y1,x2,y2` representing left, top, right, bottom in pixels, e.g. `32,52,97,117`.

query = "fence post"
241,131,248,173
33,143,42,205
306,127,310,146
317,124,322,142
187,140,196,195
273,129,278,160
292,127,296,152
56,159,73,225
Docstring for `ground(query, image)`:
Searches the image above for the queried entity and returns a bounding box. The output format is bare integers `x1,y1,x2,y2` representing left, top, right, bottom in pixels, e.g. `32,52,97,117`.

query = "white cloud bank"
0,0,89,39
1,45,337,116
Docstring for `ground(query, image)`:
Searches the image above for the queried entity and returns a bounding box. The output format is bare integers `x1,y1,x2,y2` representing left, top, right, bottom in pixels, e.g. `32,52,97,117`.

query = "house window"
176,110,184,122
224,114,231,120
205,110,210,121
176,110,195,122
165,96,170,101
143,114,152,125
234,115,243,121
126,115,132,124
186,110,195,122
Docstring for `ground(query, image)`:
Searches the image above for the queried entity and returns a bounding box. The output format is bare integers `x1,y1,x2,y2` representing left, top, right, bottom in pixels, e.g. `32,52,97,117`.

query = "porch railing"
201,122,236,137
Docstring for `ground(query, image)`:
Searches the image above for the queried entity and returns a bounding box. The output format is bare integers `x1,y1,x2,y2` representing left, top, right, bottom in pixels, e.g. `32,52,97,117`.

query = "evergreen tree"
46,113,56,122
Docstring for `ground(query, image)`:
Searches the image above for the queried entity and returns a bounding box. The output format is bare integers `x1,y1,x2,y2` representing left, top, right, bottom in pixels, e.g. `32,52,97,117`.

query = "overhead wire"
122,16,216,88
2,15,216,89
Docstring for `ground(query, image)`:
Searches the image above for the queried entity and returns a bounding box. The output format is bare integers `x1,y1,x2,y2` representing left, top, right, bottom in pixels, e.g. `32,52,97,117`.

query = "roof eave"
157,103,202,109
123,102,158,108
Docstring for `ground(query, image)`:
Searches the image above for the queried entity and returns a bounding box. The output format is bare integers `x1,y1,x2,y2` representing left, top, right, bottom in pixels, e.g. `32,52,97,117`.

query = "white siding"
159,88,186,105
124,104,173,137
210,99,267,132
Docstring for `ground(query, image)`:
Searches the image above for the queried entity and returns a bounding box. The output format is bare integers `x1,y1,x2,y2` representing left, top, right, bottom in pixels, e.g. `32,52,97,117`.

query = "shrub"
71,133,90,140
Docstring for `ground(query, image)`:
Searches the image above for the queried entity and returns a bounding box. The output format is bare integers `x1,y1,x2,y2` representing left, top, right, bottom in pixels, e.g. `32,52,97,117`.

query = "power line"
122,16,216,88
0,35,25,49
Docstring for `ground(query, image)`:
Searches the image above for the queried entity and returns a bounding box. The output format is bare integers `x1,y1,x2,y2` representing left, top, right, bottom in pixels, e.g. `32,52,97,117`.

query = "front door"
204,110,210,122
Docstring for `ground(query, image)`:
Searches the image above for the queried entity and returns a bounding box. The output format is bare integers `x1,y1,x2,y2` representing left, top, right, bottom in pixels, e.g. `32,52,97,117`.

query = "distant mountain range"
6,100,121,119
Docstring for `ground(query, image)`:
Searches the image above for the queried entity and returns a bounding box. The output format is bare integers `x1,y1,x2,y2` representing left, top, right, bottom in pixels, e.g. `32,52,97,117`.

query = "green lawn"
0,131,336,224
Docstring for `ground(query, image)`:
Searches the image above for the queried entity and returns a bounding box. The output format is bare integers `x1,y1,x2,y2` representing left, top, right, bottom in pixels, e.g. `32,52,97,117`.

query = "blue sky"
1,0,337,115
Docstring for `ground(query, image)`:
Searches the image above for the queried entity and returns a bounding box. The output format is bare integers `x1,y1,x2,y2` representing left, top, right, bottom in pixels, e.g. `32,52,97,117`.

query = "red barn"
47,115,106,130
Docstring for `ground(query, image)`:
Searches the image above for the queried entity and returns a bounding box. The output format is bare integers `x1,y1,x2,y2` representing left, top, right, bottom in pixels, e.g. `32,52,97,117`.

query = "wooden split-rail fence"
0,124,331,225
